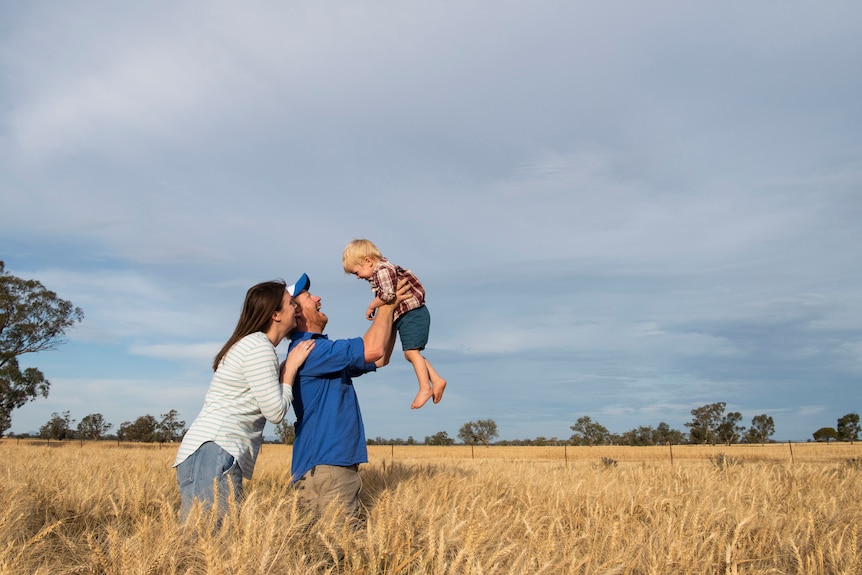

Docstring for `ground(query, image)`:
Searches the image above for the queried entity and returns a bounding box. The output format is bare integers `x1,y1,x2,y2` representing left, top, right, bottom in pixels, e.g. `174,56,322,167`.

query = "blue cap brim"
287,273,310,297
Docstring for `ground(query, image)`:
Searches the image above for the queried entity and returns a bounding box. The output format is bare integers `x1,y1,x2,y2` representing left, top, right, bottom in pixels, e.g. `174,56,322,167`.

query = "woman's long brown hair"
212,280,287,371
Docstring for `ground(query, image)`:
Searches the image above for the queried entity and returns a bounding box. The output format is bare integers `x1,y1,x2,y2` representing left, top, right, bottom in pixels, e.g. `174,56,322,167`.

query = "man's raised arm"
362,278,409,363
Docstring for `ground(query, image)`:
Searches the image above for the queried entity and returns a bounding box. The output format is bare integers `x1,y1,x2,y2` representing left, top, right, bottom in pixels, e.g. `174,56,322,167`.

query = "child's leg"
425,358,447,404
404,349,434,409
397,306,445,408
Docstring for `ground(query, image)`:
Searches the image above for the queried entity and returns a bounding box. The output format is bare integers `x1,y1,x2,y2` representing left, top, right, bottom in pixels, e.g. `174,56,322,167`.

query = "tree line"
27,409,186,443
362,406,861,447
10,404,860,447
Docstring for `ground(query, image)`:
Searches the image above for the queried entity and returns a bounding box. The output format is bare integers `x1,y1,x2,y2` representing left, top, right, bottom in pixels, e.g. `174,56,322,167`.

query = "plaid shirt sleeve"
372,259,399,303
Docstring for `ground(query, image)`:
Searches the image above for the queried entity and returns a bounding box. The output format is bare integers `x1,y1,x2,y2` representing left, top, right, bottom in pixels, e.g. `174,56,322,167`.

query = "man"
285,272,408,521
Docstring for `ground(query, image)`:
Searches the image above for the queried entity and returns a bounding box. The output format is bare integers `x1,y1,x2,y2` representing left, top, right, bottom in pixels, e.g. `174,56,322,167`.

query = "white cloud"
129,342,221,363
3,1,861,442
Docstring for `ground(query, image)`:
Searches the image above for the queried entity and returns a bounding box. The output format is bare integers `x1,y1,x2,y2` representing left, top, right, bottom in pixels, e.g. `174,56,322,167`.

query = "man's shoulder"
295,334,368,376
291,331,329,342
292,332,363,350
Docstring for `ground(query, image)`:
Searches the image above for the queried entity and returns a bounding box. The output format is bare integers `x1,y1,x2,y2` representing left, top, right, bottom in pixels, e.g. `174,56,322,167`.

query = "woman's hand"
280,340,315,383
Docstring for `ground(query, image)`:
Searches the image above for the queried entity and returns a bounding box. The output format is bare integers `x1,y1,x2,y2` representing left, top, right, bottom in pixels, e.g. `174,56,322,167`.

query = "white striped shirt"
173,331,292,480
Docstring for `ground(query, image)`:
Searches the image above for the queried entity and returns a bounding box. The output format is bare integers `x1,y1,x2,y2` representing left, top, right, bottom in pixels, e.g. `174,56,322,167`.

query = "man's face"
294,290,327,332
279,291,298,332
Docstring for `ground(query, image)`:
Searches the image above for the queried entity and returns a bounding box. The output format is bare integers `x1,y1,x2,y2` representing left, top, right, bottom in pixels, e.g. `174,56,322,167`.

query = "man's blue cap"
287,273,310,297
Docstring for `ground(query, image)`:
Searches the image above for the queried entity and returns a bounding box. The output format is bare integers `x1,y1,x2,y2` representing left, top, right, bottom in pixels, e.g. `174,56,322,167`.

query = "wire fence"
5,438,860,465
366,441,862,465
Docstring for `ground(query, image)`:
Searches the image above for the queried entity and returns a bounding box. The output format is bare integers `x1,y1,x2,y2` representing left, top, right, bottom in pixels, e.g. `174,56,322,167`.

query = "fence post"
668,441,674,467
788,440,794,464
564,444,568,467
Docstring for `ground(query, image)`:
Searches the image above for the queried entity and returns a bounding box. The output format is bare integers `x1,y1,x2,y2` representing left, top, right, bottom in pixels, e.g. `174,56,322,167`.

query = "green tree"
119,414,159,442
620,425,656,446
569,416,610,446
746,414,775,445
812,427,839,443
275,420,296,445
425,431,454,445
40,410,75,440
156,409,185,443
836,413,860,443
77,413,113,440
685,402,726,444
717,411,745,445
458,419,499,446
0,262,84,435
654,421,687,445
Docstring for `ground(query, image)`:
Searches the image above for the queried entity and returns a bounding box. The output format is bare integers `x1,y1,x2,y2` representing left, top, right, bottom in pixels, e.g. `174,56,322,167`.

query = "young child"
342,238,446,409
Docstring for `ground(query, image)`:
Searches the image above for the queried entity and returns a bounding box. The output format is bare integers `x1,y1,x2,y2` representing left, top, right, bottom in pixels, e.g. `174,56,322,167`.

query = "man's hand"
362,278,410,363
393,277,410,305
369,279,408,319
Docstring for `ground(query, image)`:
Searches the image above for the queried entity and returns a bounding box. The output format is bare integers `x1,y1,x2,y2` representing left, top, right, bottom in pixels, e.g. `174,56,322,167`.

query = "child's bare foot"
431,379,447,404
411,388,434,409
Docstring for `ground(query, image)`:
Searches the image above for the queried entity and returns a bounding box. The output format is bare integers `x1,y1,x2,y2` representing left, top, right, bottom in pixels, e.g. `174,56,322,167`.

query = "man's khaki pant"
294,464,362,521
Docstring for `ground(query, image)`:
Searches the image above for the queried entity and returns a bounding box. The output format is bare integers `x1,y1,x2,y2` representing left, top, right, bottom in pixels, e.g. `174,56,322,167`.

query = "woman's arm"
250,339,313,424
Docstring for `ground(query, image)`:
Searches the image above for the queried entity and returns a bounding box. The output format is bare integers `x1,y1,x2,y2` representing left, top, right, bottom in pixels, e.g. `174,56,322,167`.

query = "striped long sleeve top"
173,331,292,480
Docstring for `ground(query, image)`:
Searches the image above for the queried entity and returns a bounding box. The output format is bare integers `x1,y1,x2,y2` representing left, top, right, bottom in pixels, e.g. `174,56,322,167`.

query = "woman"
173,277,314,521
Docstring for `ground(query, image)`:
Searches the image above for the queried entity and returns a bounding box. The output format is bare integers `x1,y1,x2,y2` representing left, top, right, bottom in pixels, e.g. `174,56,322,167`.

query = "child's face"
346,257,375,280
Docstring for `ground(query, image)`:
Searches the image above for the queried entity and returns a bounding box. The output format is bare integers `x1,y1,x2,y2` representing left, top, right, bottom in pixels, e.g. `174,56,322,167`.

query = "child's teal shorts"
395,305,430,351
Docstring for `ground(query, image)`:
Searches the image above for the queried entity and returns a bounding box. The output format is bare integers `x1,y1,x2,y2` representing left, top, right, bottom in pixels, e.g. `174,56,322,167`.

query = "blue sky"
2,1,860,442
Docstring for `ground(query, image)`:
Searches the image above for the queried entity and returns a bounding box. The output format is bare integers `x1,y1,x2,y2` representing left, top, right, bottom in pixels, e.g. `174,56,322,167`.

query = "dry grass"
1,440,860,574
367,442,862,464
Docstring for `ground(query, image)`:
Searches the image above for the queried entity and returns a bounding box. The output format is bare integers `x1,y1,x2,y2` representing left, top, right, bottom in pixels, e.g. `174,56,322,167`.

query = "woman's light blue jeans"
176,441,243,523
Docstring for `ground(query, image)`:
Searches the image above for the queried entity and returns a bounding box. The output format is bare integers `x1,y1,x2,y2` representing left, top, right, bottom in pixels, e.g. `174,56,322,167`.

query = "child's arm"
368,263,398,319
366,296,386,320
373,268,399,301
362,279,410,362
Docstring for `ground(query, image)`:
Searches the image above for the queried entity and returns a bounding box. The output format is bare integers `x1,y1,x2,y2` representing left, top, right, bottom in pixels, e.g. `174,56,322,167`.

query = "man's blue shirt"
288,331,376,482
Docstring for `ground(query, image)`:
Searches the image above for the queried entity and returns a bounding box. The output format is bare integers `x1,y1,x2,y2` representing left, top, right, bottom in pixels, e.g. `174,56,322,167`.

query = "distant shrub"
710,452,743,470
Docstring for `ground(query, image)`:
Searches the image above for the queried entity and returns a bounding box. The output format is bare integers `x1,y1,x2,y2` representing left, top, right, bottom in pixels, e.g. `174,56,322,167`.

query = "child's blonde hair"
342,238,382,272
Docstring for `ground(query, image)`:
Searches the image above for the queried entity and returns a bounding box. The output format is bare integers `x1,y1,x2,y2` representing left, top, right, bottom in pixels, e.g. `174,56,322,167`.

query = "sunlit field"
2,440,860,574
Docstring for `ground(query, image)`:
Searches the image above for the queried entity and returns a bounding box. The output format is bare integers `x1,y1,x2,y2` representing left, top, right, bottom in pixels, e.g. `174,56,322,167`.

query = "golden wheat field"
1,440,860,575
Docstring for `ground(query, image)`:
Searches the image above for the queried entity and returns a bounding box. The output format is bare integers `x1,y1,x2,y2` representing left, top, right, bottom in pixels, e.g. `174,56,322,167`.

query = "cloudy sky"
2,1,860,443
